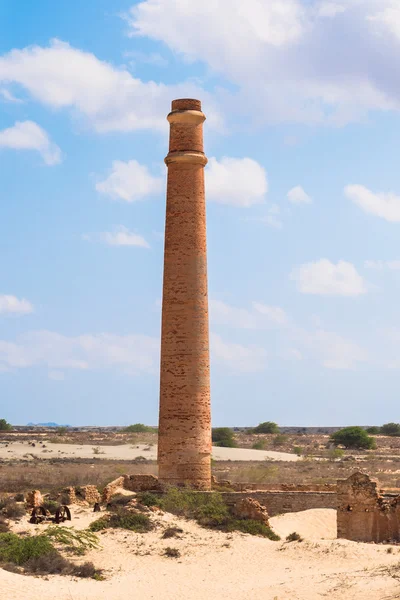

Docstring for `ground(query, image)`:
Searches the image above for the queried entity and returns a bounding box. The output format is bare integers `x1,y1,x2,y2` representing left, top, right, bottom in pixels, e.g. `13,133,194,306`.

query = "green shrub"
106,494,136,510
252,440,266,450
225,519,280,540
272,434,288,447
1,499,25,520
0,419,12,431
330,427,375,449
0,517,9,533
13,494,24,503
252,422,279,434
56,426,67,435
42,499,60,515
293,446,303,456
0,532,102,578
380,423,400,436
137,492,160,507
44,527,99,552
90,510,153,533
124,423,154,433
328,448,344,460
365,426,380,434
212,428,236,448
286,531,303,542
158,488,280,539
0,533,55,565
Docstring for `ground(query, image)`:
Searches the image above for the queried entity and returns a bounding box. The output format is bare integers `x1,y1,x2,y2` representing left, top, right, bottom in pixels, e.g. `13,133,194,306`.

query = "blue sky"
2,0,400,426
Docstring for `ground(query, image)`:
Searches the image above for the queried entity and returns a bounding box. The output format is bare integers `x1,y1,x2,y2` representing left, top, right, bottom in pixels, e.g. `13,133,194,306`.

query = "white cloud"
210,299,288,329
210,300,257,329
0,330,159,374
252,302,288,325
345,184,400,222
210,333,267,373
83,226,150,249
102,227,150,248
306,328,367,370
206,157,267,207
0,39,223,133
0,88,23,103
287,185,312,204
364,260,400,270
128,0,400,126
0,295,33,315
210,298,365,370
96,159,163,202
0,121,61,165
291,259,367,296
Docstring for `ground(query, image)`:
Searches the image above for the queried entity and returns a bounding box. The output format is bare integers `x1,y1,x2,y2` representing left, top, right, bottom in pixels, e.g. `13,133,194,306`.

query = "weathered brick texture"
337,472,400,542
158,98,211,490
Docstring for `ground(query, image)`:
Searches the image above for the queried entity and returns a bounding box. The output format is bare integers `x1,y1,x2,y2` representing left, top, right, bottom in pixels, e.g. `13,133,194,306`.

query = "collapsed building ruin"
337,471,400,542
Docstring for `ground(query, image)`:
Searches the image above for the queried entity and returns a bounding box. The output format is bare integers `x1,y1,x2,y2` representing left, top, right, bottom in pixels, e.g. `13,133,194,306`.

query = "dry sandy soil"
2,507,400,600
0,441,300,462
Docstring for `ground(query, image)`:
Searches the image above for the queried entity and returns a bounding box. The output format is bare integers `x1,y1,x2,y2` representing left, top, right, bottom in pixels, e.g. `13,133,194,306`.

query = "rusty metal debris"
29,505,71,525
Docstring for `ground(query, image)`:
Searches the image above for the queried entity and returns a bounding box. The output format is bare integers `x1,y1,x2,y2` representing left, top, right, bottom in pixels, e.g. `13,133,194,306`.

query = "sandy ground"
2,507,400,600
0,441,300,462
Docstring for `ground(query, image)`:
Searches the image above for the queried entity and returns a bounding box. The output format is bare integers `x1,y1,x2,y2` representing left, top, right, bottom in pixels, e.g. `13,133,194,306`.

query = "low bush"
0,532,102,578
90,509,153,533
137,492,159,507
124,424,154,433
330,427,375,449
158,488,280,540
44,526,99,553
212,428,236,448
252,440,266,450
272,434,288,447
13,493,24,503
164,547,180,558
0,499,25,520
42,499,60,515
225,519,280,539
293,446,303,456
162,526,183,539
0,517,9,533
106,494,136,510
252,422,279,434
286,531,303,542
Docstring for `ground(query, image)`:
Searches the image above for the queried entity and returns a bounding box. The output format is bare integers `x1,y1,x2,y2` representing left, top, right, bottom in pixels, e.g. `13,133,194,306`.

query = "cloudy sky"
2,0,400,426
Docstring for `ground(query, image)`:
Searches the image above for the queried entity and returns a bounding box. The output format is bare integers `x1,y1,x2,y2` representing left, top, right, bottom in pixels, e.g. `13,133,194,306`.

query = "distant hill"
26,422,70,427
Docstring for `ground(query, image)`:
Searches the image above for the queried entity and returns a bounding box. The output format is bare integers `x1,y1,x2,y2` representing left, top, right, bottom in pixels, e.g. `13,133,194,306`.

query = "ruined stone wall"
222,490,337,516
123,474,162,492
231,483,337,493
102,476,125,503
337,472,400,542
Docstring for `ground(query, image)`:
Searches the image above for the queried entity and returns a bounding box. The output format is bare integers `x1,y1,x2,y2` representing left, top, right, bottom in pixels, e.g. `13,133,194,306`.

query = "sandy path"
0,442,299,462
2,508,400,600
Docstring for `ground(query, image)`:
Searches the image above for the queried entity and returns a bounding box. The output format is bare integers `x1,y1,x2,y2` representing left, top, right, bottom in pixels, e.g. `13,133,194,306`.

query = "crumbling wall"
26,490,43,508
124,474,162,492
337,472,400,542
78,485,101,505
232,497,270,525
222,490,337,516
102,476,126,503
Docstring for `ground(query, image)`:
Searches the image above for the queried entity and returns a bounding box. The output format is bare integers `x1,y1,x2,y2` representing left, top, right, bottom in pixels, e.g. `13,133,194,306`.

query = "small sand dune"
270,508,337,540
0,442,299,462
1,508,399,600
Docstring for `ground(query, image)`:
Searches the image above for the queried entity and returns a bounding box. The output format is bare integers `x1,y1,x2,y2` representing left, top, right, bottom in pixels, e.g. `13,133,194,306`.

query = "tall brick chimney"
158,98,211,490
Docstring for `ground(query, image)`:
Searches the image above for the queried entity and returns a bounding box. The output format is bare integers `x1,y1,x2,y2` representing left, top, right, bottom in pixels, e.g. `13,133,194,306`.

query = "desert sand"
0,441,300,462
2,507,400,600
